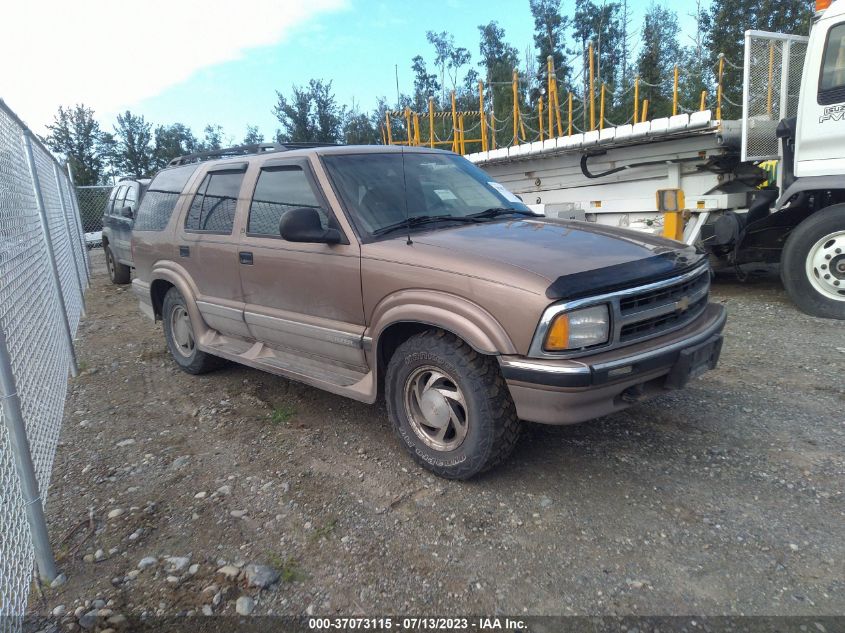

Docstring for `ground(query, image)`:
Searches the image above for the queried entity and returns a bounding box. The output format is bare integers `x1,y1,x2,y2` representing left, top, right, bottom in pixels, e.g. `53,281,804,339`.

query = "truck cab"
795,0,845,176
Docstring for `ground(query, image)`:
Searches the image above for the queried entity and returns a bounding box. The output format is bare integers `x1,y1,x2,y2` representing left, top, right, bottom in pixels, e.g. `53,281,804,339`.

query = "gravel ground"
29,252,844,625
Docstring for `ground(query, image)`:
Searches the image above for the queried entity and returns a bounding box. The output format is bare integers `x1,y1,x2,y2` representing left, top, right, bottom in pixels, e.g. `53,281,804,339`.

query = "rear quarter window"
134,165,198,231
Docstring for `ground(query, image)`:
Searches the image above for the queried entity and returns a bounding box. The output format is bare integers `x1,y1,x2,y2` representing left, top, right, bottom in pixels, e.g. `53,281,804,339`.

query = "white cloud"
1,0,347,132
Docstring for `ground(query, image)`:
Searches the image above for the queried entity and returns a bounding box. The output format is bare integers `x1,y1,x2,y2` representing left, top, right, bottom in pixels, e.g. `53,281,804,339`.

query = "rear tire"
385,329,521,479
162,287,226,374
105,245,130,285
781,205,845,320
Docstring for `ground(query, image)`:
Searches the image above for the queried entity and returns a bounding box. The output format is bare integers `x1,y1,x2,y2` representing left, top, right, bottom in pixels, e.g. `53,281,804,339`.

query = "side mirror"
280,207,341,244
120,206,134,219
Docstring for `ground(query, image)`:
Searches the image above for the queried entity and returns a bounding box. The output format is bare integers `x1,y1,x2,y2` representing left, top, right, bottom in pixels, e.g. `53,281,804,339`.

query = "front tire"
385,329,520,479
781,205,845,319
161,287,226,374
105,245,130,285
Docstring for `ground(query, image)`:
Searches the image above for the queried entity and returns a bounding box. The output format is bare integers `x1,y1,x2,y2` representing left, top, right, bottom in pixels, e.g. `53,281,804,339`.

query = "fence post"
512,70,519,146
634,76,640,123
538,97,545,142
567,92,573,137
478,80,488,152
22,131,79,378
428,98,435,149
53,164,86,317
384,112,393,145
65,163,90,283
451,91,459,153
0,325,58,583
673,65,679,116
588,42,596,131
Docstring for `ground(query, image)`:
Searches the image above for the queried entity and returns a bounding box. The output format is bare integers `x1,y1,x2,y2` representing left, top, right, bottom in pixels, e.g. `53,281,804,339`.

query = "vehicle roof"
117,177,151,185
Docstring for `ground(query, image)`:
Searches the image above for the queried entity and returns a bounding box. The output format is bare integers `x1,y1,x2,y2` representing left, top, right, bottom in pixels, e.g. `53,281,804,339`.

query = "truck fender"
776,175,845,211
368,289,518,357
148,262,211,342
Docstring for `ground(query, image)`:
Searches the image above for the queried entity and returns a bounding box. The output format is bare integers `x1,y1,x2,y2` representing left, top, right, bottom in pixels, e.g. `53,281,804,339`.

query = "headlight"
544,304,610,351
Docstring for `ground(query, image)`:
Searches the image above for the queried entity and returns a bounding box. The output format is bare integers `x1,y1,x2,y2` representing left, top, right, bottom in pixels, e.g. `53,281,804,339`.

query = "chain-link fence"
75,185,111,248
742,30,809,161
0,98,87,632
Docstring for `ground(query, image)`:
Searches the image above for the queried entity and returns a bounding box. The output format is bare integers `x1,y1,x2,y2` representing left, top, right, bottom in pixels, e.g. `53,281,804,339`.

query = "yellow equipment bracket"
657,189,686,241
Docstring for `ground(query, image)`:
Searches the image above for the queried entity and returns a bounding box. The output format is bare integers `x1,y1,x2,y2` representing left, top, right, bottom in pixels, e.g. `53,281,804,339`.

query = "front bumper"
499,303,727,424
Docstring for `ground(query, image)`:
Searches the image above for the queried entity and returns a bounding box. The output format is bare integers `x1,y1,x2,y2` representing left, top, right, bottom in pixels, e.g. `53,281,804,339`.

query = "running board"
198,335,375,403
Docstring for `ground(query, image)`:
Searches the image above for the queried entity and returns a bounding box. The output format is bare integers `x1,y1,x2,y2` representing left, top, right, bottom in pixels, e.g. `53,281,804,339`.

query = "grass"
270,403,297,424
310,518,338,542
267,552,304,583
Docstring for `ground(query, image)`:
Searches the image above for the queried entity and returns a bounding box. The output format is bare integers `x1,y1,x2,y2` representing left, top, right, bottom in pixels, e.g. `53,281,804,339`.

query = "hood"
380,218,705,300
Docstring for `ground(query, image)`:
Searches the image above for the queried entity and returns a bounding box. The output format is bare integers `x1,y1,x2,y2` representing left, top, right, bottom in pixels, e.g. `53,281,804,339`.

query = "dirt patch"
30,253,845,622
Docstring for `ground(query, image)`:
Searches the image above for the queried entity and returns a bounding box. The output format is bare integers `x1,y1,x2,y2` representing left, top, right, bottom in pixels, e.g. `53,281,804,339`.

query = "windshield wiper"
469,207,537,220
371,214,480,237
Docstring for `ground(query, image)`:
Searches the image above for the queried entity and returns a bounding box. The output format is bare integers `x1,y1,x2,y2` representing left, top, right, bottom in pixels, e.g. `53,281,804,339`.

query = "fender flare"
776,175,845,210
148,262,211,341
368,289,518,356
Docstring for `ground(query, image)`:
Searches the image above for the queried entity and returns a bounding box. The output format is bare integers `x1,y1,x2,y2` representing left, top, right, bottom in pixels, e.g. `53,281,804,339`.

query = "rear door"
112,183,138,265
237,156,366,368
179,163,251,338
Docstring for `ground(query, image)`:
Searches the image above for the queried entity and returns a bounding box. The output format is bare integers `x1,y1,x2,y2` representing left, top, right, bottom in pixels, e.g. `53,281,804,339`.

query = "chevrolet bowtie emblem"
676,295,691,312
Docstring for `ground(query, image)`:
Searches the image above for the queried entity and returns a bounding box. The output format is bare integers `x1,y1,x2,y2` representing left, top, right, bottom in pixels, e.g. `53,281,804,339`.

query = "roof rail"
166,142,341,167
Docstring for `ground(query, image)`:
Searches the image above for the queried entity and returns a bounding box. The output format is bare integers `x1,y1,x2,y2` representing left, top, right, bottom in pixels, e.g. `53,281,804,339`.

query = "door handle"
239,251,254,265
179,246,190,257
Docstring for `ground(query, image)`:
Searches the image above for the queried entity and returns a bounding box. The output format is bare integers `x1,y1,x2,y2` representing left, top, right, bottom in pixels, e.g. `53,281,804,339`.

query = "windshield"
322,152,531,238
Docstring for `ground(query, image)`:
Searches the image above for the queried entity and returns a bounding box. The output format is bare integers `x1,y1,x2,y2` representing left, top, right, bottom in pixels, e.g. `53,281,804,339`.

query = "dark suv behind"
102,177,149,284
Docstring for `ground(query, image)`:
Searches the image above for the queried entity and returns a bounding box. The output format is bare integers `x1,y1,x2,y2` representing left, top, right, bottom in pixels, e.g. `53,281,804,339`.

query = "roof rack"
167,142,341,167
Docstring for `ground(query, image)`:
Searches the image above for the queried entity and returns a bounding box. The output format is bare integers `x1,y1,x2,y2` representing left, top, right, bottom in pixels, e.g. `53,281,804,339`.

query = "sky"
2,0,699,141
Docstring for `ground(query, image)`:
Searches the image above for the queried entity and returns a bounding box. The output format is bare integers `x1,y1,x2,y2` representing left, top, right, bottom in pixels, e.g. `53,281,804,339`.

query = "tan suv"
131,143,726,479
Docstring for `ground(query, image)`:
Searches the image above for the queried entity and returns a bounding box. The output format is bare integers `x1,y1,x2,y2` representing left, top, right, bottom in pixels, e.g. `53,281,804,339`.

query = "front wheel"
385,329,521,479
781,205,845,319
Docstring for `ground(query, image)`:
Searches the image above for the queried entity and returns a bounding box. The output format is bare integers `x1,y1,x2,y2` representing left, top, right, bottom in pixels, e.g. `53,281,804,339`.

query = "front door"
237,157,366,369
796,18,845,177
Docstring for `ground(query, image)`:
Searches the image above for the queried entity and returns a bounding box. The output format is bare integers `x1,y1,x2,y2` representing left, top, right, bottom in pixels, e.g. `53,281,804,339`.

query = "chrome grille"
618,267,710,343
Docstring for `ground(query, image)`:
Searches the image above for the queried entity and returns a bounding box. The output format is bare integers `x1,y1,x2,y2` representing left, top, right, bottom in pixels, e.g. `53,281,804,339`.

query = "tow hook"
621,384,645,403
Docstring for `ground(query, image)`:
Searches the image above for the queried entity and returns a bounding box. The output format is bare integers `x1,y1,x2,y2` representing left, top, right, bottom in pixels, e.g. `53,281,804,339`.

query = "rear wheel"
162,287,226,374
104,245,130,285
781,205,845,319
385,329,520,479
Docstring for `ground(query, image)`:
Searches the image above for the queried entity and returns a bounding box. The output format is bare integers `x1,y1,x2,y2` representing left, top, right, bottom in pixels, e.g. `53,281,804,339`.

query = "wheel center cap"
420,390,450,427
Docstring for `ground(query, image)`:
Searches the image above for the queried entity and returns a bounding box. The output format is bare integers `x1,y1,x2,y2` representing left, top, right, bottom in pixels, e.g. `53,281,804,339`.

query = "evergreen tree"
45,104,104,186
529,0,571,94
704,0,811,119
478,21,520,146
636,4,681,119
273,79,344,143
112,111,154,177
572,0,624,128
152,123,198,169
411,55,440,111
243,125,265,145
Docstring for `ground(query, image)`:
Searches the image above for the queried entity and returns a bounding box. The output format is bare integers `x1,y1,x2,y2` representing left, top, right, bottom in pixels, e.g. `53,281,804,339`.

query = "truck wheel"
161,287,225,374
781,205,845,319
385,329,521,479
105,245,130,285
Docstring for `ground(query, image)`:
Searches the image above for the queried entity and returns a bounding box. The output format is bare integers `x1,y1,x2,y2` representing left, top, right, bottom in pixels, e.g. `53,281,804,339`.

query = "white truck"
467,0,845,319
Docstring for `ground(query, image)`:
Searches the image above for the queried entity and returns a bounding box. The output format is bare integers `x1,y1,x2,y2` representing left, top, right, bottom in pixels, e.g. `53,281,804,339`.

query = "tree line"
48,0,811,185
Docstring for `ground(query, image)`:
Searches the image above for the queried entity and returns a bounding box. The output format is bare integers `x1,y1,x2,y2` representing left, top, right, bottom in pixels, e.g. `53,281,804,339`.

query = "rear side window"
124,186,137,211
819,23,845,105
248,166,324,236
185,171,244,234
112,186,128,215
134,165,198,231
105,186,119,215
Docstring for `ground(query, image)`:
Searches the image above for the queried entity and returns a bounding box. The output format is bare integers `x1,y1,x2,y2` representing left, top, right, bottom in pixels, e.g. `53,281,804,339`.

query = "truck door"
237,156,367,369
795,17,845,177
178,164,250,339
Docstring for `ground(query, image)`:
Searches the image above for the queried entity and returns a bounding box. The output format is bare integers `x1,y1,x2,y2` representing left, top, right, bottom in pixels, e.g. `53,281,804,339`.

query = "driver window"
248,166,326,236
819,23,845,104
